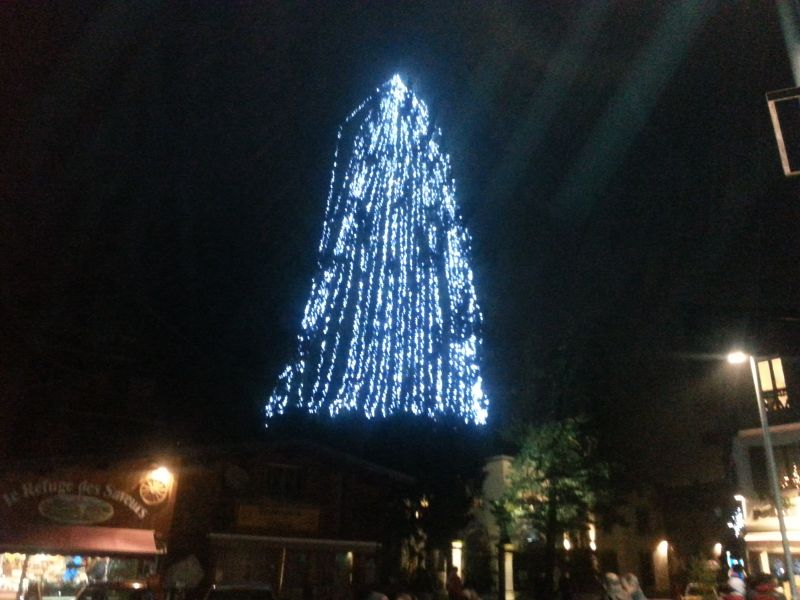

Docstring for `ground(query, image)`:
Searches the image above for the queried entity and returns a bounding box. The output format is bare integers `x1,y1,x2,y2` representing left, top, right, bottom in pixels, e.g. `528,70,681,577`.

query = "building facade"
0,456,179,600
167,440,416,600
471,456,679,598
732,422,800,577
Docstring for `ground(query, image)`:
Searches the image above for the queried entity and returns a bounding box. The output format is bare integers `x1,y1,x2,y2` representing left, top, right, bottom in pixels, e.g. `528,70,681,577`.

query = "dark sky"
2,1,800,483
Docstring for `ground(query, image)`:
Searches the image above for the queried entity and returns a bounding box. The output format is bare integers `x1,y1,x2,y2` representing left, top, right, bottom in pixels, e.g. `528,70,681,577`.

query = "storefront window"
0,553,154,600
1,554,26,600
765,554,800,579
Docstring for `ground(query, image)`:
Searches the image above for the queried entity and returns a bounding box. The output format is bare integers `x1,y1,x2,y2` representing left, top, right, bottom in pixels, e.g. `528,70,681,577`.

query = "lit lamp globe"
727,351,748,365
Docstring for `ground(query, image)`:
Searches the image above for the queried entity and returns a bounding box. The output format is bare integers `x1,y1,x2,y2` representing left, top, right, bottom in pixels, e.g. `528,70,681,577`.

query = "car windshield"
207,590,273,600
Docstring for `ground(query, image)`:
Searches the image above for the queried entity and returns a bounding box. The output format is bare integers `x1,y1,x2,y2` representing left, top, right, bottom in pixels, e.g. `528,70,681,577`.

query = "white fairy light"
266,75,489,425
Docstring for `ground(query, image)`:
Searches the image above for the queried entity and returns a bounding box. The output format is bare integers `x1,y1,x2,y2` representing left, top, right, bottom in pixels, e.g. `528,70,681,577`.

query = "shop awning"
0,525,159,555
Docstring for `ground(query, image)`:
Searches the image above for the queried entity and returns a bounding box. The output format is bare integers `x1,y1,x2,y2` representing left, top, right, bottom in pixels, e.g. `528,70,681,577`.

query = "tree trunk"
543,488,559,600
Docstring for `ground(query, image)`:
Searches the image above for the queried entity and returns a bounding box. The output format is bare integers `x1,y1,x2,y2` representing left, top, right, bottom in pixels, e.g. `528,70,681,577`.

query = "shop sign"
236,501,320,534
0,459,177,533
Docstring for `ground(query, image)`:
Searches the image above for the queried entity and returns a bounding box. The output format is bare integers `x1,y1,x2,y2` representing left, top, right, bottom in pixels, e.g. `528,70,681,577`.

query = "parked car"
24,582,82,600
75,581,156,600
682,583,719,600
203,583,274,600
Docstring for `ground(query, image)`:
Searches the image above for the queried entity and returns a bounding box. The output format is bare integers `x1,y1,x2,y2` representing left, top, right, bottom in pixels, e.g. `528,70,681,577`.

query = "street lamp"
728,351,798,600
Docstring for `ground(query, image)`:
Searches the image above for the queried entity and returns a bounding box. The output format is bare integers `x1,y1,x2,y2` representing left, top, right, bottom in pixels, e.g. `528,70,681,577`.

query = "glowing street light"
728,351,797,600
727,351,747,365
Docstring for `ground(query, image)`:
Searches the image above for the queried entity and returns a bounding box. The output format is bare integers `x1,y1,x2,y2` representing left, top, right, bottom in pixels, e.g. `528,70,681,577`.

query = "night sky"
3,2,800,484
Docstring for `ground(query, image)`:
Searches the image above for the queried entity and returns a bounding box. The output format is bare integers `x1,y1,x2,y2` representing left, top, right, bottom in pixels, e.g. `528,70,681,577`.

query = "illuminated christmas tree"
266,75,488,425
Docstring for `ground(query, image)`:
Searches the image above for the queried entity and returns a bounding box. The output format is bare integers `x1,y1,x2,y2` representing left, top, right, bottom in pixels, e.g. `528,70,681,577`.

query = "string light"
266,75,489,425
727,505,744,539
782,464,800,490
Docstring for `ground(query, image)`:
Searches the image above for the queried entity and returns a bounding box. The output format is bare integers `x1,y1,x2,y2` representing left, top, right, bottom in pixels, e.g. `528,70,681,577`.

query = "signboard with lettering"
0,459,177,534
236,501,320,534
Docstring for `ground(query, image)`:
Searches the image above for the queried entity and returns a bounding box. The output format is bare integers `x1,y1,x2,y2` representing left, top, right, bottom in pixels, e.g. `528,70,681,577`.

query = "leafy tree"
686,556,720,600
492,417,610,598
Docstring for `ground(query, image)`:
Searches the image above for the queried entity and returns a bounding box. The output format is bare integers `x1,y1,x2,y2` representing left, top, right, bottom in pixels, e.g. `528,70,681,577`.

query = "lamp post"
728,351,798,600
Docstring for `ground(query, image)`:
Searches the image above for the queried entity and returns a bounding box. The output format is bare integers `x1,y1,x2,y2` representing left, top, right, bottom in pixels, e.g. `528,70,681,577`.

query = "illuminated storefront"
733,424,800,581
0,458,178,600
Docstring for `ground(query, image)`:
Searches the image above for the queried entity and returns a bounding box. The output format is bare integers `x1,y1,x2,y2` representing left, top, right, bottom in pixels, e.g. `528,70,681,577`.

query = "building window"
750,443,800,493
757,358,790,412
264,464,305,501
